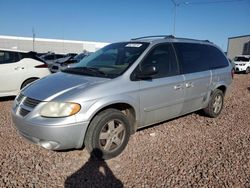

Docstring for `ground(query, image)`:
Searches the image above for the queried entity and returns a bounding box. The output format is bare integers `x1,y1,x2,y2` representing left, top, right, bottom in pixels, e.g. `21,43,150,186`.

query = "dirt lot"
0,74,250,188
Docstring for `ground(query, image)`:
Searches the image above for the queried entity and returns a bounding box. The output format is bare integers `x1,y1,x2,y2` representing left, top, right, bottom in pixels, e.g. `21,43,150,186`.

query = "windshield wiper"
62,67,107,77
83,67,107,76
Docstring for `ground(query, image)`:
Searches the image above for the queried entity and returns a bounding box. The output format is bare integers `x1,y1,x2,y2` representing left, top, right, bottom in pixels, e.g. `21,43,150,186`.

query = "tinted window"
207,45,229,69
44,55,55,60
139,43,179,78
55,54,65,59
0,51,19,64
174,43,209,74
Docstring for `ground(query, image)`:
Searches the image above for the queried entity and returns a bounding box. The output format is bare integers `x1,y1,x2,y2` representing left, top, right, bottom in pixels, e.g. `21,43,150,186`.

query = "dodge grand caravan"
11,36,233,159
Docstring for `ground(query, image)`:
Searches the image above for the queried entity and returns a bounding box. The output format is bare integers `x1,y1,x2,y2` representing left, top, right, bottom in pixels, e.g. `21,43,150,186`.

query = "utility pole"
32,27,36,51
170,0,189,35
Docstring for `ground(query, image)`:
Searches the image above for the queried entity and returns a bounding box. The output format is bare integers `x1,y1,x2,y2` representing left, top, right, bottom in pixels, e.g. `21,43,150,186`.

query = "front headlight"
40,102,81,118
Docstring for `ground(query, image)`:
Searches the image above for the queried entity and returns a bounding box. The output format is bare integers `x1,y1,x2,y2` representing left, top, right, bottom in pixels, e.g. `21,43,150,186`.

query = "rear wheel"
203,89,224,118
21,78,38,89
84,109,131,160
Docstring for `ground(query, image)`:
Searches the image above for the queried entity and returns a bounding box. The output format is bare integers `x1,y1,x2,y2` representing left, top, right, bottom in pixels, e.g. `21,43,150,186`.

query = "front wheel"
84,109,131,160
203,89,224,118
245,67,250,74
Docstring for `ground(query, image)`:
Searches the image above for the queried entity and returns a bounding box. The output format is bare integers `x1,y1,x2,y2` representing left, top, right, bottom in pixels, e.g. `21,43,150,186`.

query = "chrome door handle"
185,82,193,88
174,84,183,90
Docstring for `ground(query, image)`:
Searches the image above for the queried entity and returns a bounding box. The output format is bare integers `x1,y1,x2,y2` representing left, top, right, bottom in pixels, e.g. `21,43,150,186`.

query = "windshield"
234,56,249,62
62,42,149,78
74,53,87,62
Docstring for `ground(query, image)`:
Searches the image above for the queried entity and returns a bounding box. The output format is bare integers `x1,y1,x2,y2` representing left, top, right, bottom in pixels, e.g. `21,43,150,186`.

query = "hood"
22,72,108,101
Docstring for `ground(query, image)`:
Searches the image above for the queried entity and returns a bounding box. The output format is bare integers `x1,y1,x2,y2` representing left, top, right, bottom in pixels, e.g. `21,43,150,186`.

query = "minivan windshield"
62,42,149,78
234,56,249,62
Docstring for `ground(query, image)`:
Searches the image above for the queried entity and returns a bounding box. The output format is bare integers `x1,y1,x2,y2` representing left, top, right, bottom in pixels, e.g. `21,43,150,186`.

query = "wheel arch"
20,77,39,89
88,101,138,135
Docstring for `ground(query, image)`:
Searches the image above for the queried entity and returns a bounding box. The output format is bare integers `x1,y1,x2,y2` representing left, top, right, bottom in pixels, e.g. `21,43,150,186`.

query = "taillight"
231,68,234,79
35,63,48,68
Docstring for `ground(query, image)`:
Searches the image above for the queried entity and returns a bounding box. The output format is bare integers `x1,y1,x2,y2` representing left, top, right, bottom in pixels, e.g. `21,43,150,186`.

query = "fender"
76,93,140,124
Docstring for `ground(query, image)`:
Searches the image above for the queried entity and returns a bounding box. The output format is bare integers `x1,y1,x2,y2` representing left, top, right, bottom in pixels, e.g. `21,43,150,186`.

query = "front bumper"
234,66,247,72
11,110,89,150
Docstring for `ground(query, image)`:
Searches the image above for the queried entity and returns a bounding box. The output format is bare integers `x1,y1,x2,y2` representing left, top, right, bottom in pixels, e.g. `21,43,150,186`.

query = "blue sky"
0,0,249,51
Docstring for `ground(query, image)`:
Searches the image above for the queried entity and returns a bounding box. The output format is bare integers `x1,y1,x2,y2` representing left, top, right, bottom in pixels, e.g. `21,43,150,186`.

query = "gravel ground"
0,74,250,188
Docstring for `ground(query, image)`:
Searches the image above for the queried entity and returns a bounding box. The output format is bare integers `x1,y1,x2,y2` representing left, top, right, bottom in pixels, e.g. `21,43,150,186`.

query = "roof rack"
131,35,175,40
131,35,212,43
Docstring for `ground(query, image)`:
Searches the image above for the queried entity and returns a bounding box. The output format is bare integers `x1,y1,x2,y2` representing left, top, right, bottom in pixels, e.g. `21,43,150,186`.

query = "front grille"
19,108,30,117
23,97,41,108
16,96,42,117
16,93,24,102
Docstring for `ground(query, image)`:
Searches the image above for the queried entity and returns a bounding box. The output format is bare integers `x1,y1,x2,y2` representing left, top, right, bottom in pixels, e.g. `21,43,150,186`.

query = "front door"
135,43,185,127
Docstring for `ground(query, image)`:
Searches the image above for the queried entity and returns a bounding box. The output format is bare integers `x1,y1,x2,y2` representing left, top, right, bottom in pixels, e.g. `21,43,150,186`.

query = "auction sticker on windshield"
125,43,143,48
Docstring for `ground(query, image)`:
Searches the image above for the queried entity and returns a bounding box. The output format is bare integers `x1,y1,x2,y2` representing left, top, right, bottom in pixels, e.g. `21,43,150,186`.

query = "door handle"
174,84,183,90
14,67,24,70
185,82,193,88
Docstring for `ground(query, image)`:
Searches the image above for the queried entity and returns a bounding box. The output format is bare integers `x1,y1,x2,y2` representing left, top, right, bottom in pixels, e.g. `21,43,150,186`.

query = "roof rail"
131,35,175,40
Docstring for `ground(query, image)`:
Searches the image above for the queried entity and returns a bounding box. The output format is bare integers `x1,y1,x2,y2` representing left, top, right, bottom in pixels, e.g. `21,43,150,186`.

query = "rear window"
174,43,209,74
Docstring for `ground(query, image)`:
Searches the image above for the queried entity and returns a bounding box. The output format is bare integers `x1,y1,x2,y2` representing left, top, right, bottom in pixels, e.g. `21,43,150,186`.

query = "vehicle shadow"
0,96,15,102
247,87,250,92
64,149,123,188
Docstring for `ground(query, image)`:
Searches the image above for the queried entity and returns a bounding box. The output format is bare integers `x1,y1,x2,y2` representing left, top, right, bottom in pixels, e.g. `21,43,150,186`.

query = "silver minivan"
12,36,233,159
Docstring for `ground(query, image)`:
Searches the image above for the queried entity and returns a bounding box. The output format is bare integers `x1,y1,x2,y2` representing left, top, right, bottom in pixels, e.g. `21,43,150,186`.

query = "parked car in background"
11,36,233,160
233,55,250,74
0,49,50,97
39,53,66,66
50,52,90,73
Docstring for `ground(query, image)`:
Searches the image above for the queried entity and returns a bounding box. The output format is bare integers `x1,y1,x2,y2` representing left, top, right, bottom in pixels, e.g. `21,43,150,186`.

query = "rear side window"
207,45,228,69
174,43,209,74
0,51,19,64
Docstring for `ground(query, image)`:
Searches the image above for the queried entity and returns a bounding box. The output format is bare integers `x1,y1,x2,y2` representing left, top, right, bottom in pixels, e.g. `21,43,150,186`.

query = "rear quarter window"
207,45,229,69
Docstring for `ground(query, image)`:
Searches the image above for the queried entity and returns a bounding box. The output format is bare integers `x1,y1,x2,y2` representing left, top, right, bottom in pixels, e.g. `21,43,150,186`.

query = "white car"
233,55,250,74
0,49,51,97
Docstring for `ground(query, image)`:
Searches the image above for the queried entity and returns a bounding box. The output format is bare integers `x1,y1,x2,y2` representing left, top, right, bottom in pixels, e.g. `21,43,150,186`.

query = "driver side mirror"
135,65,158,79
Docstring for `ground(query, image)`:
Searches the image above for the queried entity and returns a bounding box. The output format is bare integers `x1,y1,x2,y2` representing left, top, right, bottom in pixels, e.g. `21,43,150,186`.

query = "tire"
21,78,37,89
84,109,131,160
203,89,224,118
245,67,250,74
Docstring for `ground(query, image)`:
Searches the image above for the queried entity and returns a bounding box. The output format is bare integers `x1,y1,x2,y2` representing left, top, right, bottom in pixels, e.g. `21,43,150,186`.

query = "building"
0,35,109,54
227,35,250,60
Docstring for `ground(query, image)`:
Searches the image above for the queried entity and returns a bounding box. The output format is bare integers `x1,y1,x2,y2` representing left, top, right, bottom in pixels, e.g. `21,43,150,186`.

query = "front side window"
138,43,179,79
63,42,149,78
174,43,209,74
